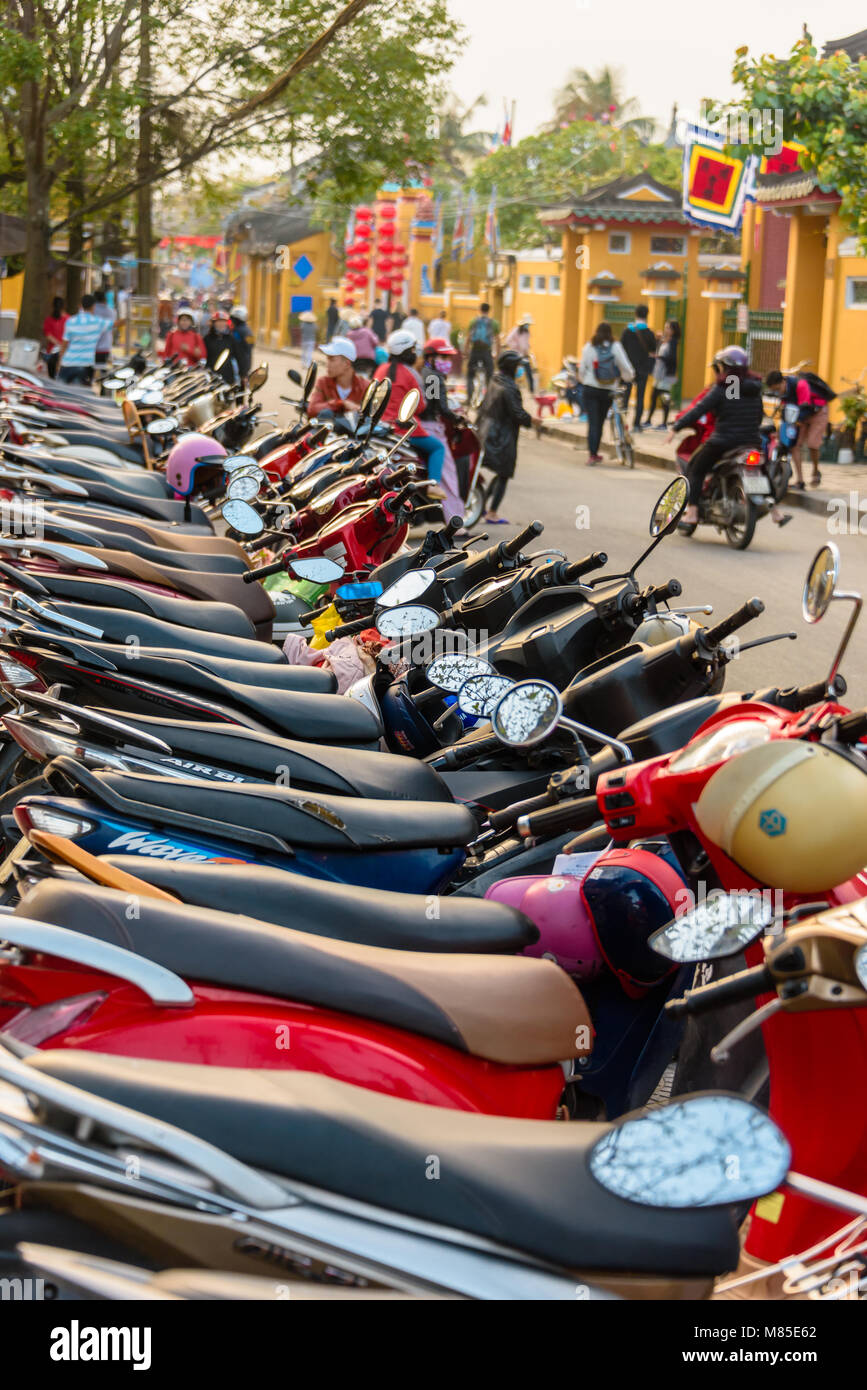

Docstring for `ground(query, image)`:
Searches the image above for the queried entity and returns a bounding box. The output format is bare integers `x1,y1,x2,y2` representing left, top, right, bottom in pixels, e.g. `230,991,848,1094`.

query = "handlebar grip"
325,615,370,642
647,578,683,606
242,559,285,584
488,791,554,832
431,733,502,770
503,520,544,559
835,707,867,744
297,602,333,624
444,514,463,537
562,551,608,583
703,597,764,647
517,795,599,841
664,963,773,1019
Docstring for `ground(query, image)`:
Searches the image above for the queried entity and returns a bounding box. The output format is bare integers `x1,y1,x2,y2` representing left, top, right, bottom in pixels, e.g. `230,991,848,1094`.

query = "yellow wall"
0,273,23,325
508,253,565,387
242,229,339,348
779,211,826,372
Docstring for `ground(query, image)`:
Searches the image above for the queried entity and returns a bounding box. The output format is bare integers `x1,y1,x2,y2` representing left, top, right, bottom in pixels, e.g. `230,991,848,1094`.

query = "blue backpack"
594,341,619,384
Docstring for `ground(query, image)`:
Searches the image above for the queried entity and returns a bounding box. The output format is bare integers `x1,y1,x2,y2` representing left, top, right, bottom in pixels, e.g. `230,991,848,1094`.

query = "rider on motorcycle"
420,336,464,525
669,346,789,533
374,329,445,499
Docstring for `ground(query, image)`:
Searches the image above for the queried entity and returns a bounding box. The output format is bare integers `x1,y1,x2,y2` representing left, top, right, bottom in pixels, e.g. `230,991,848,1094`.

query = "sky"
446,2,867,140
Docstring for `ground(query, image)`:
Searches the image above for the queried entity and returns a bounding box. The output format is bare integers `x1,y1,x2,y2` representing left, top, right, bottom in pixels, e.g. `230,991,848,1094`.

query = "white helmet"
231,305,248,320
387,329,417,355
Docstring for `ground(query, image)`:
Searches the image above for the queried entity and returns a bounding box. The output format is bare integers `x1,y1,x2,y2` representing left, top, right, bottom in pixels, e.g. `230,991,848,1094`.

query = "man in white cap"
308,336,369,416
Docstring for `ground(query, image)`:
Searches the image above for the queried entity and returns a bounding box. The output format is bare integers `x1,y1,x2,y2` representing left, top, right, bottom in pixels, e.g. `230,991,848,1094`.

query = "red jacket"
373,361,428,437
308,372,369,416
161,328,206,366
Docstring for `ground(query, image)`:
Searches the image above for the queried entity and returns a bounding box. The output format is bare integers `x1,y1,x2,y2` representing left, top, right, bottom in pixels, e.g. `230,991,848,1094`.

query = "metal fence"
722,307,783,376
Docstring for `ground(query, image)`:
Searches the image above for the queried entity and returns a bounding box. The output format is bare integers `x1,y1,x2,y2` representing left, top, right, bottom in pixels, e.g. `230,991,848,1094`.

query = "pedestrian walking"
764,368,836,489
56,294,103,384
344,314,379,376
648,320,680,428
368,299,389,342
230,305,255,385
427,310,452,344
464,302,499,395
325,298,340,340
619,304,657,430
402,308,426,351
91,289,116,369
475,349,533,524
298,310,317,369
42,296,68,379
578,321,634,464
504,316,534,394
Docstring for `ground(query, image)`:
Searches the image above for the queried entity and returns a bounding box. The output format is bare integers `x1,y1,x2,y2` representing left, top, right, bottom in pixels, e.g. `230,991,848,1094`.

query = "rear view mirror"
803,543,838,623
589,1095,790,1208
221,499,263,536
397,388,420,425
649,477,688,537
248,363,268,393
145,417,178,435
492,680,562,748
359,379,379,416
649,892,773,963
214,349,230,372
457,673,514,718
336,581,383,602
378,568,435,607
288,556,344,584
303,363,318,401
114,367,136,380
426,653,495,693
100,377,127,391
287,369,302,385
366,378,392,433
376,604,439,640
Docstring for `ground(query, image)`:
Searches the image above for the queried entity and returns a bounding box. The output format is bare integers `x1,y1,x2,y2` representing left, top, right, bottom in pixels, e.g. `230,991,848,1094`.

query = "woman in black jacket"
476,350,532,523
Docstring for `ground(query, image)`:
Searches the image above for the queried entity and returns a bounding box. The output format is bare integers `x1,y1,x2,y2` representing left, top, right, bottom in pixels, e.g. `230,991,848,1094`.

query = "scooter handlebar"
503,520,544,559
665,963,773,1018
645,578,683,607
703,597,764,648
325,615,370,641
242,559,284,583
561,551,608,583
835,707,867,744
517,795,600,841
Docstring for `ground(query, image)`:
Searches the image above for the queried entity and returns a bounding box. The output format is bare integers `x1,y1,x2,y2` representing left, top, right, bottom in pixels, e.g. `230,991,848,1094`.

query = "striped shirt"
62,311,103,366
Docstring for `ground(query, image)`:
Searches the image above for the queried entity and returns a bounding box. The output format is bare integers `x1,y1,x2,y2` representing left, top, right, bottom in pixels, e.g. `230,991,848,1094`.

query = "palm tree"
435,95,495,179
548,66,654,141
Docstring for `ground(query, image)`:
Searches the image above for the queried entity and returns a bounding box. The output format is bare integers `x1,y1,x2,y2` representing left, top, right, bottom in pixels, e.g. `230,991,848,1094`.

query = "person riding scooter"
669,346,790,534
307,337,370,418
374,329,445,499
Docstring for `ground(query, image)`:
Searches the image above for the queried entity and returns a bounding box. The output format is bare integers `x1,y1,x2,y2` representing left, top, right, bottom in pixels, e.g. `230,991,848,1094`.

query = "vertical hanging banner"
451,195,465,261
462,190,477,261
433,195,444,268
682,123,758,231
484,186,499,256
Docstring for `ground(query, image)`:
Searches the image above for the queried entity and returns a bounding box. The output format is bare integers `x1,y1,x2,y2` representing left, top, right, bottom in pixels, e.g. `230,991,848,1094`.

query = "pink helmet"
484,874,604,979
165,433,227,497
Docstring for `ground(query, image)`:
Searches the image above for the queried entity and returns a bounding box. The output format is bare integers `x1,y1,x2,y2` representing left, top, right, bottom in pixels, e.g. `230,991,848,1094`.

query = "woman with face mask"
203,311,239,385
420,337,464,525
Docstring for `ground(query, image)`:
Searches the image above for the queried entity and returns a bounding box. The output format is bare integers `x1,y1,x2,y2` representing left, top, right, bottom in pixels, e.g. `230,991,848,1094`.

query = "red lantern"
392,242,407,255
344,294,356,305
377,256,393,272
352,273,368,287
391,251,408,267
390,277,404,293
378,204,396,220
376,275,392,290
356,206,373,220
355,225,371,241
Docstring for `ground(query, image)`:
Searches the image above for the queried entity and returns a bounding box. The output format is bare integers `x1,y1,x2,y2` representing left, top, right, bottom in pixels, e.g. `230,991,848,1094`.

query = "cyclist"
464,302,500,397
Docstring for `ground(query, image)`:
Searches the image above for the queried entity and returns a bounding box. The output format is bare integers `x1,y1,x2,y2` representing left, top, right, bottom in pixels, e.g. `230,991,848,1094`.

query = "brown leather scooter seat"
50,506,249,557
20,880,590,1066
47,546,274,639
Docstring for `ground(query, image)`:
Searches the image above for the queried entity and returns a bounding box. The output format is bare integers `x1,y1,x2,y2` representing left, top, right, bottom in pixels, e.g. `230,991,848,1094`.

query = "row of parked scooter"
0,350,865,1302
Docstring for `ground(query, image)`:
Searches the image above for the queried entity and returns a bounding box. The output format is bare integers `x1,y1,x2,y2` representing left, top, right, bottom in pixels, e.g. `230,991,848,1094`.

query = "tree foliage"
732,31,867,248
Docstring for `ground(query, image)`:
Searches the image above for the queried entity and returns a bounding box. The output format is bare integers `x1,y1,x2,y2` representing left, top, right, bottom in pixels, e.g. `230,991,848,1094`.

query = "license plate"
743,473,771,494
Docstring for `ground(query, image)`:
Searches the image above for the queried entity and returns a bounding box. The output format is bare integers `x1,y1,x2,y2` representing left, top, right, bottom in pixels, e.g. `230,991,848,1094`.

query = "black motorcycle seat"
18,575,255,638
46,528,249,574
8,451,169,498
16,635,334,698
86,711,453,800
51,605,283,663
21,881,581,1064
51,432,146,464
99,859,538,951
47,763,474,848
29,1050,740,1277
57,484,211,527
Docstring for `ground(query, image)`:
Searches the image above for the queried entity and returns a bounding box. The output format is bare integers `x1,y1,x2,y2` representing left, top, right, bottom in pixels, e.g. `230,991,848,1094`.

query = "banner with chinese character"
682,123,758,231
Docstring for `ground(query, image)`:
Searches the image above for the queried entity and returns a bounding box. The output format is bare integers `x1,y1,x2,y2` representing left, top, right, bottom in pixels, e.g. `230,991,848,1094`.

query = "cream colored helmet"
694,740,867,893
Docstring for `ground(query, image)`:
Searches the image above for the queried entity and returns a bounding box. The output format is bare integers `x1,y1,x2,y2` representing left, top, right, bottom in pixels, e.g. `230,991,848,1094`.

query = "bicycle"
607,384,635,468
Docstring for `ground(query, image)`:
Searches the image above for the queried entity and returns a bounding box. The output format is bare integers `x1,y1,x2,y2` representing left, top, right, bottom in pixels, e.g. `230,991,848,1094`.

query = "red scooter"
0,869,591,1120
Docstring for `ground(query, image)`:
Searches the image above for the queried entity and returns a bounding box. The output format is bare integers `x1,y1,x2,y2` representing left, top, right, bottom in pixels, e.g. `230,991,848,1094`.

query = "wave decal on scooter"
105,830,216,863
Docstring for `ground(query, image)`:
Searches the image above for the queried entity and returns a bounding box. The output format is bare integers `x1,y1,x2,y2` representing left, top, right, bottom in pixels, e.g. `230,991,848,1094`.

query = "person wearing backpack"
765,369,836,489
465,302,500,394
579,321,634,464
619,304,658,430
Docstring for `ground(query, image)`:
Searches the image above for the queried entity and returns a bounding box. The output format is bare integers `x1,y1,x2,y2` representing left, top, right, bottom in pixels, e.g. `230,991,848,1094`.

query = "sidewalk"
534,410,867,527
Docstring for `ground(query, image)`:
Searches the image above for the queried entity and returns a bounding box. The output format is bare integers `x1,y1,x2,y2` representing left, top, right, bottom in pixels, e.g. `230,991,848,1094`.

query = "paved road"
256,348,867,705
